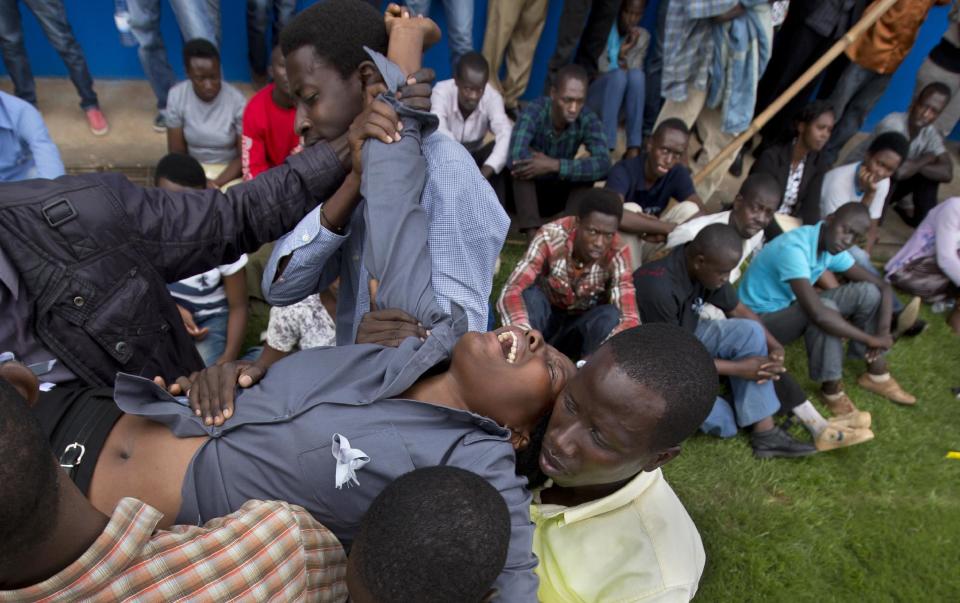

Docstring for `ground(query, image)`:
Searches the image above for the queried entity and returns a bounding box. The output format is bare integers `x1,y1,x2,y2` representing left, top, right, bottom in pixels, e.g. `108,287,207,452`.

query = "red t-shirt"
241,84,300,180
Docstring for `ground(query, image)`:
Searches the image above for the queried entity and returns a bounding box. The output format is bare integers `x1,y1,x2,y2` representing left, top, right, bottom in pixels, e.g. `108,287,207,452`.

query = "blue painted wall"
1,0,955,136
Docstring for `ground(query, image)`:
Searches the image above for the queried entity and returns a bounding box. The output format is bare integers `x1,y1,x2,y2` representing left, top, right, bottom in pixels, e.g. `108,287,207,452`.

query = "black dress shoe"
751,427,817,459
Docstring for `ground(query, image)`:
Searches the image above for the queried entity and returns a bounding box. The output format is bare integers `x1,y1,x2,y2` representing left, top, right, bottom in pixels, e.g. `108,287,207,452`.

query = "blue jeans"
846,245,904,313
824,61,892,165
194,312,228,367
695,319,781,438
587,68,645,150
245,0,296,76
0,0,98,109
522,286,619,358
404,0,473,68
127,0,220,110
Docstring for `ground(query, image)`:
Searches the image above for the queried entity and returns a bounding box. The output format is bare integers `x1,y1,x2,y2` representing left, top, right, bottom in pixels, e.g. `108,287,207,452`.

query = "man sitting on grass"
739,203,915,415
509,64,611,238
635,224,825,458
497,189,640,359
659,175,874,452
604,118,703,264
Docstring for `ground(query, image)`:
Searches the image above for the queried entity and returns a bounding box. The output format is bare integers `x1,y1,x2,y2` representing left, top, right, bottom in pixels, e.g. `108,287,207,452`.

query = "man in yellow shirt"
522,323,715,602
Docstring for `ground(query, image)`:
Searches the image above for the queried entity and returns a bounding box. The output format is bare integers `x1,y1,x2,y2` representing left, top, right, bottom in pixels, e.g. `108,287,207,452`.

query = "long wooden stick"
692,0,901,186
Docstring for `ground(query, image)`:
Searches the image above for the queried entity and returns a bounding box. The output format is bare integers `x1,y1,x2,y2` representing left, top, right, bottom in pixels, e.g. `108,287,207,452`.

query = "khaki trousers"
655,87,738,203
622,200,701,267
482,0,548,109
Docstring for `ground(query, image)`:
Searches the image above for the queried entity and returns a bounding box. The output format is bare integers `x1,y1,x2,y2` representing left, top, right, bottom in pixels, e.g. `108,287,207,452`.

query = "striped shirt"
168,254,248,318
0,498,347,603
497,216,640,336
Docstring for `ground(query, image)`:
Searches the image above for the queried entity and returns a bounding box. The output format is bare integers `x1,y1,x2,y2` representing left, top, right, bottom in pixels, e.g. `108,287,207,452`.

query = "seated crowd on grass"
1,0,959,601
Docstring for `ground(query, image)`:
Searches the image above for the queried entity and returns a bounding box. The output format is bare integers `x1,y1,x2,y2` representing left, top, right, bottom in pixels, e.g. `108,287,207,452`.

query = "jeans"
642,0,668,137
404,0,473,68
845,245,904,313
760,282,883,383
695,319,781,438
0,0,98,109
194,312,229,367
127,0,220,110
522,286,619,358
587,68,645,150
246,0,296,76
824,62,892,165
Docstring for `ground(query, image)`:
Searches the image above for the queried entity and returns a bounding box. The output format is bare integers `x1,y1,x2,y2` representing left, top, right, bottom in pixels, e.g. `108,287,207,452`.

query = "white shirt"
820,162,890,221
431,79,513,174
532,468,705,603
665,210,764,283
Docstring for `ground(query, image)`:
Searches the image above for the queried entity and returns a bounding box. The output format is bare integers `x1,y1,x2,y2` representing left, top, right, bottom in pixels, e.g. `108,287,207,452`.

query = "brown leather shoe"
857,373,917,405
818,389,859,416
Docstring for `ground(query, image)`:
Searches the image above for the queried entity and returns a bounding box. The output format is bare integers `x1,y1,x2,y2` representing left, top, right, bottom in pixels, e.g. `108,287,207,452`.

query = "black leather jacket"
0,143,345,386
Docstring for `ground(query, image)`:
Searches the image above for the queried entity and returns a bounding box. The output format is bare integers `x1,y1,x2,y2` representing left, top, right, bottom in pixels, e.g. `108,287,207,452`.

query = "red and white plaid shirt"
1,498,347,603
497,216,640,336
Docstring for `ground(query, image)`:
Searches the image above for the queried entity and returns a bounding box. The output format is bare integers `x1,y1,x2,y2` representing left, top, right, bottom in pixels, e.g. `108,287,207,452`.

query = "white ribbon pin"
331,433,370,489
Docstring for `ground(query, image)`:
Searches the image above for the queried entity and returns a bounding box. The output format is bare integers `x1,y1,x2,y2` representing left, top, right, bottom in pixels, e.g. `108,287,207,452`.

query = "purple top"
886,197,960,287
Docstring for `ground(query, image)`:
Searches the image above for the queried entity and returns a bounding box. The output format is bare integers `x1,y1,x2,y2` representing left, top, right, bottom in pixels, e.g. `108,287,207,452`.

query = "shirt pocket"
296,426,416,537
81,268,171,365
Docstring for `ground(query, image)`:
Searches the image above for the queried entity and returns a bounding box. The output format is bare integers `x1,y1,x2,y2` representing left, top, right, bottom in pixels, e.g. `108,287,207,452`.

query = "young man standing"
242,45,301,181
739,203,916,414
509,64,611,237
481,0,549,116
431,51,513,182
0,0,108,135
852,83,954,228
634,224,820,458
605,118,703,264
657,0,773,200
497,190,639,359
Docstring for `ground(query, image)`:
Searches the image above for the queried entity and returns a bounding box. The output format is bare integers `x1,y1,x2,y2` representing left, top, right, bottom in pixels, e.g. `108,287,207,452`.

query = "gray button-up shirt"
116,56,538,600
261,49,509,345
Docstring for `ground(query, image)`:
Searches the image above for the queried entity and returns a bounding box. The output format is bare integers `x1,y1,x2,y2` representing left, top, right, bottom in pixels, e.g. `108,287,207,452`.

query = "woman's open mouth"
497,329,519,364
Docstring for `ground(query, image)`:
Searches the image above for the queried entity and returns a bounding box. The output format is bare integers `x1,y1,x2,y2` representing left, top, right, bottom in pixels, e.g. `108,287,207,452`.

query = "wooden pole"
693,0,901,186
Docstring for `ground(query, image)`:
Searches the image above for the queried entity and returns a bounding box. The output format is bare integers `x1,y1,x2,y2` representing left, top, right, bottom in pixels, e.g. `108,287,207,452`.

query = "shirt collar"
534,469,661,525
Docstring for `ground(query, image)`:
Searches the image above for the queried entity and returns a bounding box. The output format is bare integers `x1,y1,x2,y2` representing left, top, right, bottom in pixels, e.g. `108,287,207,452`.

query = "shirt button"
301,233,310,242
72,296,85,307
115,342,128,355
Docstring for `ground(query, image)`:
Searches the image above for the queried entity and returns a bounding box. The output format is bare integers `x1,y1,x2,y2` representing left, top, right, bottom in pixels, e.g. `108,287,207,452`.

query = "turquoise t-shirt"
739,223,855,314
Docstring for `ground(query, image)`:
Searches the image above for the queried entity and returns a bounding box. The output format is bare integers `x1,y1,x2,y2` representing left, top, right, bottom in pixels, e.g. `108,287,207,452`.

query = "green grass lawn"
493,240,960,601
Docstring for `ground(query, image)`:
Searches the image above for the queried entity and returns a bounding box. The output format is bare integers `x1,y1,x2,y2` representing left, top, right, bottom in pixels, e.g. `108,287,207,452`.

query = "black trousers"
891,173,942,228
512,178,591,230
543,0,619,91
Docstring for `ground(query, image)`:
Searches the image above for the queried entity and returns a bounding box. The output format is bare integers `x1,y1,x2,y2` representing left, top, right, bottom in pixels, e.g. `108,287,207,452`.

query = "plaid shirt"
1,498,347,603
508,96,611,182
497,216,640,336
